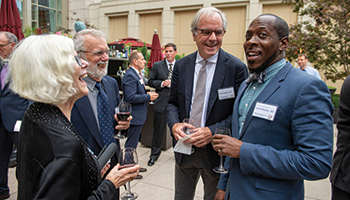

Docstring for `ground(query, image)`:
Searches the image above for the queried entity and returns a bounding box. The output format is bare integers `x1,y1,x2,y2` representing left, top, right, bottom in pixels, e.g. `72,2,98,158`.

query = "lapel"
185,53,196,117
74,96,104,148
206,49,228,119
232,83,248,138
238,62,293,138
101,77,115,108
1,81,10,95
161,60,169,76
131,67,146,93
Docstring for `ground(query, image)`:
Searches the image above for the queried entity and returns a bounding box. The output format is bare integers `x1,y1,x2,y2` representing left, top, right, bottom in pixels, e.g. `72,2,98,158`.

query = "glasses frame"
75,54,82,66
195,28,226,37
79,49,109,57
0,42,11,48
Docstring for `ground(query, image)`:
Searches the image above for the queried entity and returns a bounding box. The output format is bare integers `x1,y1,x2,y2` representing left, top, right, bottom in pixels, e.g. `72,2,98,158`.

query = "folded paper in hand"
173,135,192,155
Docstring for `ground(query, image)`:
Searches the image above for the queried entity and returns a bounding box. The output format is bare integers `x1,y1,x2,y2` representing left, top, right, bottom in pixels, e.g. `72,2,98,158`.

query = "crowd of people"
0,5,348,200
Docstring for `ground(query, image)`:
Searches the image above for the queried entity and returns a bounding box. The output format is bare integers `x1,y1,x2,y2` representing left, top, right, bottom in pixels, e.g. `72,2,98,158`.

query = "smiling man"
166,7,248,200
213,14,333,200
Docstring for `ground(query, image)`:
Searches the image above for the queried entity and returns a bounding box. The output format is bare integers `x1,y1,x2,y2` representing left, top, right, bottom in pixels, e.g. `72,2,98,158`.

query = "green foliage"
282,0,350,82
331,94,340,108
137,43,150,78
175,53,186,60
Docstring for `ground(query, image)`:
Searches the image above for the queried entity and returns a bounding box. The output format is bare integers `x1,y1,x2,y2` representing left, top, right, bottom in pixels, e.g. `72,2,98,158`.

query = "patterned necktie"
96,82,114,145
1,63,8,90
139,72,145,88
168,63,173,78
245,70,267,84
190,60,207,127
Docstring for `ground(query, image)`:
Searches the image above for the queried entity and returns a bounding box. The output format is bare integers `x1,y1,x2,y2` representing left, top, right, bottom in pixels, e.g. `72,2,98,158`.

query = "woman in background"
10,35,139,200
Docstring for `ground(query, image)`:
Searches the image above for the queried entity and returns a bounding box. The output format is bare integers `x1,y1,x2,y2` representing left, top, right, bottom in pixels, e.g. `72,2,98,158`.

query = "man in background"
122,51,158,178
297,53,321,79
0,32,31,200
167,7,248,200
147,43,177,166
71,29,131,199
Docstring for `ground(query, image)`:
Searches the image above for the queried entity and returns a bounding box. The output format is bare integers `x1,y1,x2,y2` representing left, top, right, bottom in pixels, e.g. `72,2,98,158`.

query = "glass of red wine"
120,147,138,200
114,101,132,139
213,127,230,174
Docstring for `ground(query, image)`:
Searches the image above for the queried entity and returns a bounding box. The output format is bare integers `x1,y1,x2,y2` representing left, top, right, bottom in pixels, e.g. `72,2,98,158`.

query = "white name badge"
139,79,144,85
13,120,22,132
218,87,235,100
252,102,278,121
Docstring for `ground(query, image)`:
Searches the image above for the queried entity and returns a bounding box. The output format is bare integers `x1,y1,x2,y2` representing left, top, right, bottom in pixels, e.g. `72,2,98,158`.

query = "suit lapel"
101,77,115,108
74,96,104,148
239,62,293,138
206,49,228,119
161,60,169,76
232,83,248,138
185,53,196,117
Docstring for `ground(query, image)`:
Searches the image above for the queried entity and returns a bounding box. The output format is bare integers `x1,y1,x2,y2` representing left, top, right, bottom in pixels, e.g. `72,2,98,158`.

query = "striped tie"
169,63,173,78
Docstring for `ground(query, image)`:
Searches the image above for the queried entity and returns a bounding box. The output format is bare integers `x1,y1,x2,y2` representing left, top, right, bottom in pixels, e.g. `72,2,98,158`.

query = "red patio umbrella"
0,0,25,41
147,31,163,69
109,37,152,49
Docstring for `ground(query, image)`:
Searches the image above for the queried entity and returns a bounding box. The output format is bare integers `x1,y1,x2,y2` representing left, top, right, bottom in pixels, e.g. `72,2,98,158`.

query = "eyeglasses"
0,42,11,48
195,28,226,37
79,50,109,57
75,54,83,66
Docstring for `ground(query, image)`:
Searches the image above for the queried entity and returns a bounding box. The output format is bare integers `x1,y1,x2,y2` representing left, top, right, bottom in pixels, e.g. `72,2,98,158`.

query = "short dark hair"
259,14,289,39
298,53,308,59
164,43,177,51
129,51,141,65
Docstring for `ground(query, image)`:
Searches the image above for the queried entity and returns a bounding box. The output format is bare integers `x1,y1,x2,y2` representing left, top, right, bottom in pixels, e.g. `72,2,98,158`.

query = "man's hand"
212,134,243,158
214,189,226,200
115,115,132,130
148,92,159,101
184,127,212,148
172,122,188,141
162,79,171,87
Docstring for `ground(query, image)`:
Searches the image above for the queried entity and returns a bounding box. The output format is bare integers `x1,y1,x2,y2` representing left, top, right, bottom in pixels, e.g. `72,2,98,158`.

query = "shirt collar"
83,75,98,92
264,58,286,81
166,59,175,66
195,51,219,64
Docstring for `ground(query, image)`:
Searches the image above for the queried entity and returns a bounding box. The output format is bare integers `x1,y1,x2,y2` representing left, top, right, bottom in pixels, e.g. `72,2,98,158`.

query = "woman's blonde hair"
9,35,77,105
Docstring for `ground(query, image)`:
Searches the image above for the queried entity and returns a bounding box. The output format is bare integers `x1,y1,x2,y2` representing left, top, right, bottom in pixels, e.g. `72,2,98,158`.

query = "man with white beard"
71,29,132,200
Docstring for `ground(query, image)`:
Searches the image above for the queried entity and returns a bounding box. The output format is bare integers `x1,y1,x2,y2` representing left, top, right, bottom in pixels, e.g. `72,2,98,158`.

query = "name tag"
218,87,235,100
139,79,144,85
252,102,278,121
13,120,22,132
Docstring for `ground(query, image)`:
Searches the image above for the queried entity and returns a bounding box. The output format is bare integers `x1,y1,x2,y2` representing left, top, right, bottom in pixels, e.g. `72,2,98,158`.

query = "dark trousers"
0,120,17,195
332,184,350,200
174,147,219,200
125,125,143,149
149,111,167,160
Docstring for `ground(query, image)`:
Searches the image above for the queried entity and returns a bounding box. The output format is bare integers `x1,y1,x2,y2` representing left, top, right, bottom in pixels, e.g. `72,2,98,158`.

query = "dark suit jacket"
167,48,248,168
71,75,121,160
0,80,31,133
122,67,150,125
148,59,170,113
330,75,350,193
218,62,333,199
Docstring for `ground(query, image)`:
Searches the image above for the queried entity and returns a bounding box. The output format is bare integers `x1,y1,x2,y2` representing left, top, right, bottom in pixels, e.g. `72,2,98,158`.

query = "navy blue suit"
122,67,150,149
0,77,31,196
217,62,333,199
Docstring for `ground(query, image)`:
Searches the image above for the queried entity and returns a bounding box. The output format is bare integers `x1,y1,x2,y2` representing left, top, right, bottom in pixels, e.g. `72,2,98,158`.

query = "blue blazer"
217,62,334,199
122,67,150,125
71,75,121,159
167,48,248,169
0,81,31,133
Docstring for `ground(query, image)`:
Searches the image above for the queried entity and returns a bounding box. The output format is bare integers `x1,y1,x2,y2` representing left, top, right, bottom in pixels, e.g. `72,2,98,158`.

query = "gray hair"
190,7,227,35
0,31,18,44
73,29,106,52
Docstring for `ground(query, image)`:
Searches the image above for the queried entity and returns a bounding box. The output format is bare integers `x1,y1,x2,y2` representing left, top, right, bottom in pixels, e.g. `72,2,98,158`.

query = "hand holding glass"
119,147,138,200
213,127,230,174
182,118,195,154
114,102,132,139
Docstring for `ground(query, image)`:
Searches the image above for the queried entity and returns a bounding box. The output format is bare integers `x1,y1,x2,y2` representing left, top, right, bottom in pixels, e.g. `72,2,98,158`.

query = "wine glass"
149,89,156,104
114,102,132,139
120,147,138,200
182,118,195,154
213,127,230,174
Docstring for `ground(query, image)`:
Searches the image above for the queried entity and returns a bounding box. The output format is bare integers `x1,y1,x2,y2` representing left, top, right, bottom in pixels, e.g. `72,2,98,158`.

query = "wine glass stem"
220,156,224,168
126,181,132,195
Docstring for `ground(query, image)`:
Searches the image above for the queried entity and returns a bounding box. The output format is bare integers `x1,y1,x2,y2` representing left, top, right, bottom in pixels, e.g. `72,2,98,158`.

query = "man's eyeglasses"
0,42,11,48
195,28,226,37
75,54,83,66
79,50,109,57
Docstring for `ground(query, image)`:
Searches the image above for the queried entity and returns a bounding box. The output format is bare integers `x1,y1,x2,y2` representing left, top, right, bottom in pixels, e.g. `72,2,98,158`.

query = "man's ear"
279,36,289,52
